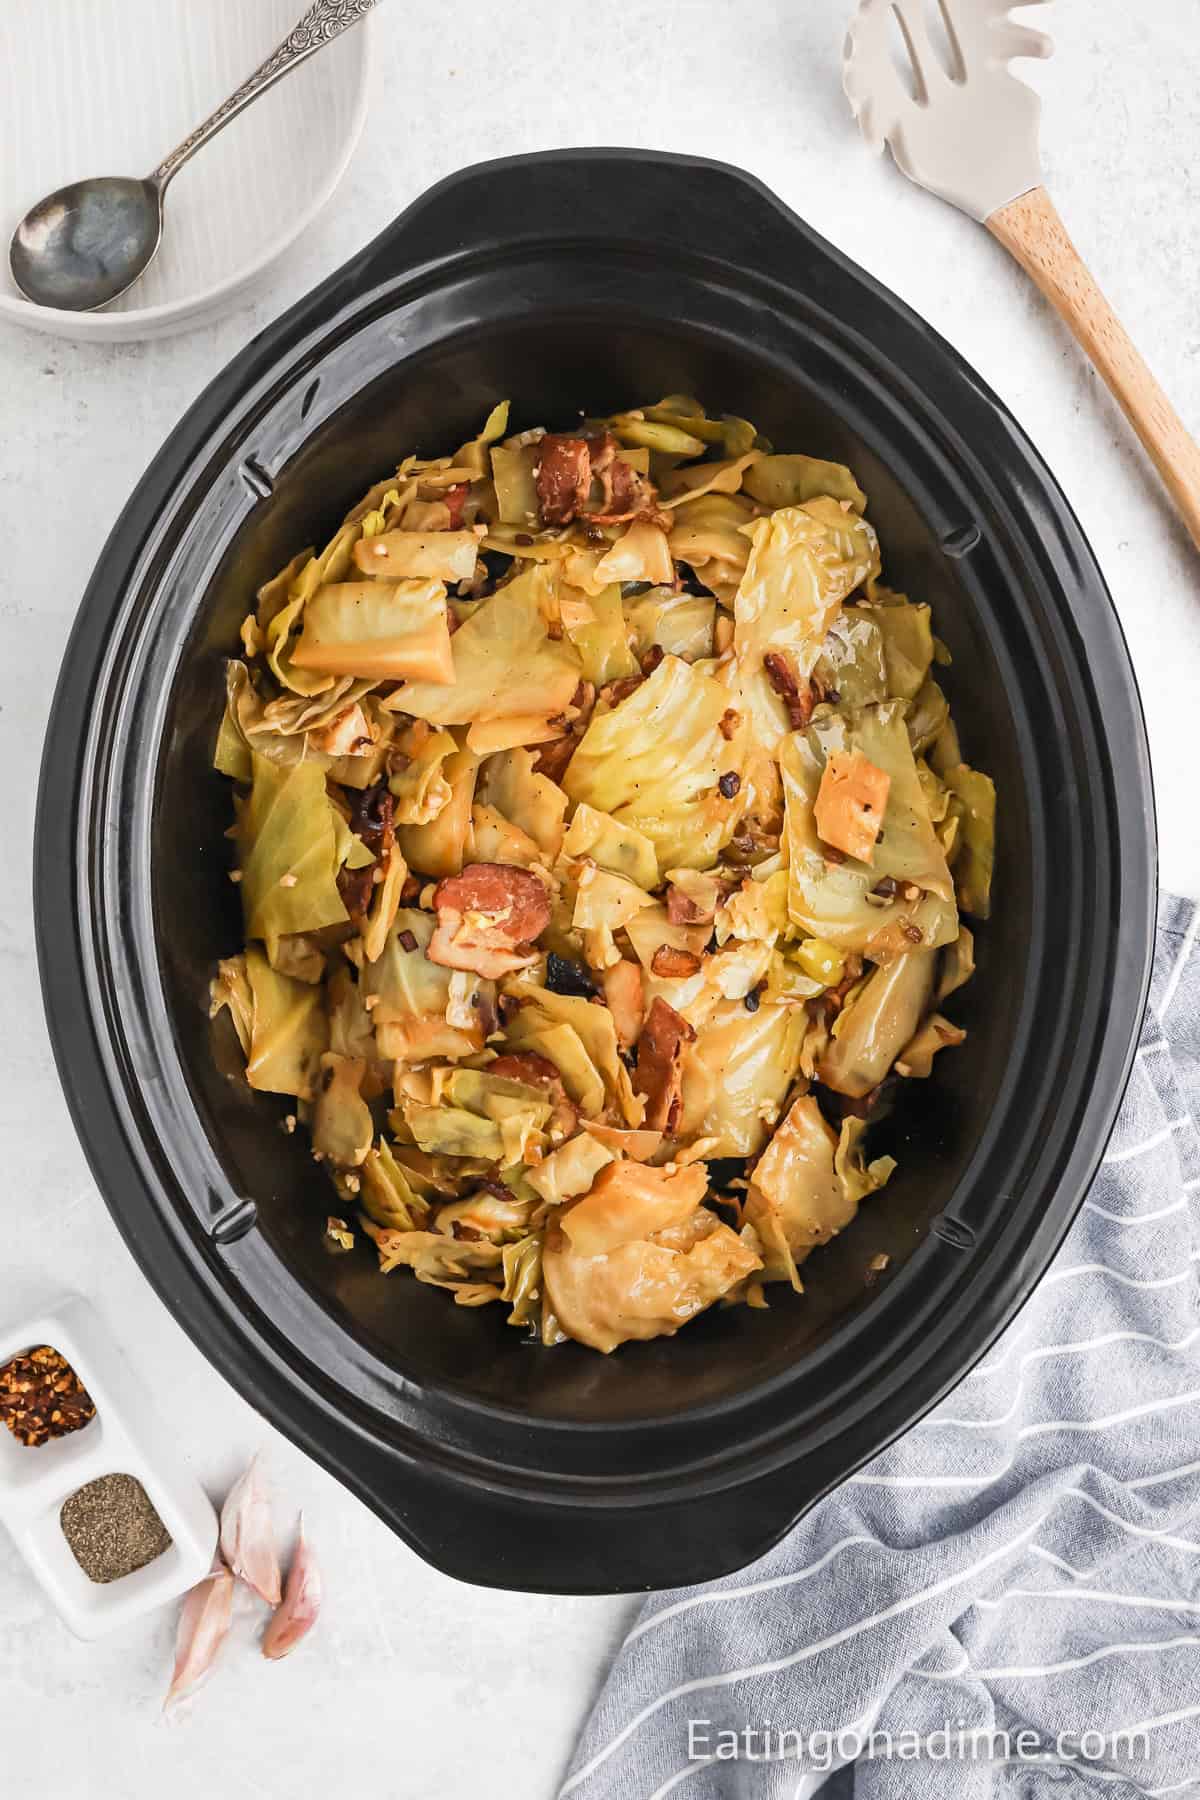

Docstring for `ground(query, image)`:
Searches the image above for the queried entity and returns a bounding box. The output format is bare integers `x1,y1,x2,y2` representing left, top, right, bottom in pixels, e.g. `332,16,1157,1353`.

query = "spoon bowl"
10,176,163,312
7,0,377,319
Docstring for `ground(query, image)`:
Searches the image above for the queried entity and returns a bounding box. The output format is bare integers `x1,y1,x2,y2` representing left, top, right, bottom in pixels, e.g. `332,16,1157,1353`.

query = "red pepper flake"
0,1346,96,1448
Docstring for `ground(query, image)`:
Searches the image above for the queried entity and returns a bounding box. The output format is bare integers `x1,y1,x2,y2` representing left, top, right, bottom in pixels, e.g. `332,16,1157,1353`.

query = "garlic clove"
163,1558,235,1710
262,1515,321,1660
219,1453,282,1606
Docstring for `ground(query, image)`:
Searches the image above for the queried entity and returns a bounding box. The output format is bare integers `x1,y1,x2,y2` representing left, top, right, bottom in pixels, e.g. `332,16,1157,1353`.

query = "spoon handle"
149,0,378,191
988,185,1200,552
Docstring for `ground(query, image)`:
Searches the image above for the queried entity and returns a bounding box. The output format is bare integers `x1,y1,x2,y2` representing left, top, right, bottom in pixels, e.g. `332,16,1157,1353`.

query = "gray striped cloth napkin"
564,895,1200,1800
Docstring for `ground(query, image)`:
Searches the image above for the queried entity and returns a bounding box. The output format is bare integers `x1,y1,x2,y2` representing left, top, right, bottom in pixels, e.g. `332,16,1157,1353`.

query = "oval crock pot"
35,150,1157,1593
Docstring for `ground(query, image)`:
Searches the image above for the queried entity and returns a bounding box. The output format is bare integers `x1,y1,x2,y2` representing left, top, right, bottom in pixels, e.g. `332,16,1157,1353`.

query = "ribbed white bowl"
0,0,370,341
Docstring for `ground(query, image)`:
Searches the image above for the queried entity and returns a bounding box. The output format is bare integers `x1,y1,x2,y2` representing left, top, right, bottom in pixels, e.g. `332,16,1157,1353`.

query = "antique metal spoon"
9,0,378,313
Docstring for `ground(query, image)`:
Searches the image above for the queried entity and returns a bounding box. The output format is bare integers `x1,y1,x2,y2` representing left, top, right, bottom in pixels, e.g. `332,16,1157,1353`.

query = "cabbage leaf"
733,501,879,752
781,702,958,953
563,654,746,870
237,753,349,957
385,561,581,728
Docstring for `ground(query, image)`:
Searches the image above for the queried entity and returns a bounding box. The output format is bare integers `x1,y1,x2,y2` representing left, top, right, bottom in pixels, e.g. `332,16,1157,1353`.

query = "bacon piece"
633,997,696,1134
346,781,395,857
488,1051,561,1088
532,682,594,784
589,452,659,526
763,651,817,731
428,863,551,978
443,482,470,529
601,673,644,708
337,862,376,924
488,1049,578,1137
535,435,592,526
650,945,702,979
665,885,711,927
532,733,578,784
534,430,663,529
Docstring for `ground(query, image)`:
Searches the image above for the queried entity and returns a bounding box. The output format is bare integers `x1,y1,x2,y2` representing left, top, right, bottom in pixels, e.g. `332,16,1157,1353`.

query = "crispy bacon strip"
346,781,395,857
429,863,551,979
763,651,817,731
535,436,592,526
665,885,710,927
532,733,579,784
534,430,662,527
336,862,376,924
633,996,696,1134
589,446,661,526
650,945,702,979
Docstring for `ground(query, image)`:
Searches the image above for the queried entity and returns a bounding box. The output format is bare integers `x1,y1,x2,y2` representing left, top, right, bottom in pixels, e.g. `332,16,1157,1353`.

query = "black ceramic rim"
35,151,1157,1591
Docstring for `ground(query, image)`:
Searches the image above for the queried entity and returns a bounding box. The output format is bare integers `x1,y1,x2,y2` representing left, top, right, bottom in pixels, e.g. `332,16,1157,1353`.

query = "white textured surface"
0,2,1198,1795
0,0,368,337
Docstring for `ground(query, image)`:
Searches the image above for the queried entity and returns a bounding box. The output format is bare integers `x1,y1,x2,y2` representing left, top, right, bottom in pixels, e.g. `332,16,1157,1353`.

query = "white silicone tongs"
843,0,1200,550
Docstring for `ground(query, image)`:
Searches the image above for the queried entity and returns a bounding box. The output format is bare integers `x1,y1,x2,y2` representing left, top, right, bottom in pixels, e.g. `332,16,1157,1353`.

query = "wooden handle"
987,185,1200,550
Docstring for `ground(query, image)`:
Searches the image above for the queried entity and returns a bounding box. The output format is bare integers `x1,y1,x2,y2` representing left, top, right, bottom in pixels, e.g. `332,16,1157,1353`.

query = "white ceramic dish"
0,1298,217,1639
0,0,370,342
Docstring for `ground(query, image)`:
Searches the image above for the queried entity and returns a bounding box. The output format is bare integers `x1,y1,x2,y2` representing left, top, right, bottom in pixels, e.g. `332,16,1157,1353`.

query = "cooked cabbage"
563,654,747,870
677,999,807,1156
744,1094,854,1285
734,502,879,753
566,581,640,685
362,909,484,1064
384,561,581,731
544,1202,761,1352
781,703,957,953
741,453,867,514
211,393,991,1351
624,589,715,662
237,754,350,958
942,762,996,919
817,949,937,1097
212,946,328,1099
561,803,660,890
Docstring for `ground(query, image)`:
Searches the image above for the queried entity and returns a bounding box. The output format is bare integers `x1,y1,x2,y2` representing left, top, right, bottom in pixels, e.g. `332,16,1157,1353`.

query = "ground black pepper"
60,1473,172,1584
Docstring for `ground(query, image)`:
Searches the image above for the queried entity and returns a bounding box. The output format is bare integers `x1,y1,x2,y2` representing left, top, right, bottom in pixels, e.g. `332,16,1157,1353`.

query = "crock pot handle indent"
344,148,824,299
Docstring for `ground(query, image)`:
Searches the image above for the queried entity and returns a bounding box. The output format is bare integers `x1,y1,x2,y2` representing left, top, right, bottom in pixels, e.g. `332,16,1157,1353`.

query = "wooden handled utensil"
843,0,1200,550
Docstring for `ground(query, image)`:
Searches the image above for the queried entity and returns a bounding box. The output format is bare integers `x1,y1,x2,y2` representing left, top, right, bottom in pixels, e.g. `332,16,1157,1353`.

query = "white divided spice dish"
0,1298,217,1639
